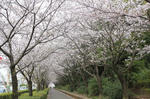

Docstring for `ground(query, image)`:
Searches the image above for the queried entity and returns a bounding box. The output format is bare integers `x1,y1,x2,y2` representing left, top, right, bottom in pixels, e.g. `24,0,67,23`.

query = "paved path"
47,89,73,99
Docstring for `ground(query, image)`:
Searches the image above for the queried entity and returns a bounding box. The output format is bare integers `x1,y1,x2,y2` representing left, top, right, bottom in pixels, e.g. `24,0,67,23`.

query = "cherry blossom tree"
0,0,65,98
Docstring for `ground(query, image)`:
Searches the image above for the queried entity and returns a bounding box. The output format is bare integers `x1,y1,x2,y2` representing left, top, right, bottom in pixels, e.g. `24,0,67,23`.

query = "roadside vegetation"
0,89,49,99
19,89,49,99
0,90,28,99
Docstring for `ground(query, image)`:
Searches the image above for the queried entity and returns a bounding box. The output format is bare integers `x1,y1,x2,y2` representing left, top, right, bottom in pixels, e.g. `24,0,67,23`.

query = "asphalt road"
47,89,73,99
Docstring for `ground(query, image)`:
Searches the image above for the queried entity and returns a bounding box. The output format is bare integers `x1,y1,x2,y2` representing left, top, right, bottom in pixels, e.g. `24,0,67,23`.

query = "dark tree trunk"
37,82,41,91
44,82,48,89
10,67,18,99
121,78,128,99
80,70,88,94
28,80,33,96
95,65,103,98
96,75,103,98
41,80,45,90
46,84,48,88
117,73,128,99
113,66,129,99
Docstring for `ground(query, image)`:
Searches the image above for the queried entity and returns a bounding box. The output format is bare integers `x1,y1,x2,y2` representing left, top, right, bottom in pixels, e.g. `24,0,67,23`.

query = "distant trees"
17,46,58,96
64,34,105,97
33,64,50,91
18,62,35,96
56,56,90,93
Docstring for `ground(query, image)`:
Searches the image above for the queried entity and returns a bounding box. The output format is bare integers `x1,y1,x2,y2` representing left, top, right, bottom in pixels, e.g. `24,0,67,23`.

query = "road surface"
47,89,73,99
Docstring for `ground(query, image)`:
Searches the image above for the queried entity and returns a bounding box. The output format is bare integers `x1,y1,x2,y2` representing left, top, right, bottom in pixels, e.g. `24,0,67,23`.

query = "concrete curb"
58,89,90,99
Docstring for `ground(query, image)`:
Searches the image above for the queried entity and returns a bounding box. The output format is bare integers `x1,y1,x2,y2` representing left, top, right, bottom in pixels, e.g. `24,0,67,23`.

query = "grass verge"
19,89,49,99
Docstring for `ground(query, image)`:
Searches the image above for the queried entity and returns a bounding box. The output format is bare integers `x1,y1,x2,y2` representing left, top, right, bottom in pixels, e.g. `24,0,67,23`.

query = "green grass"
19,89,49,99
90,96,109,99
0,90,29,99
91,96,98,99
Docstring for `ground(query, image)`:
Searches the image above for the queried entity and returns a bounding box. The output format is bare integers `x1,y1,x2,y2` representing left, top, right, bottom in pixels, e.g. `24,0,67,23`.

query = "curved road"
47,89,73,99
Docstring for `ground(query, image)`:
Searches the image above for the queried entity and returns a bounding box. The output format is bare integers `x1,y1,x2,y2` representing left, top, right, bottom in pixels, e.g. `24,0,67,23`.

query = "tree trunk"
41,80,45,90
114,68,129,99
80,70,88,94
37,82,41,91
85,81,88,94
95,65,103,98
28,80,33,96
44,82,48,89
10,67,18,99
96,75,103,99
122,80,128,99
117,74,128,99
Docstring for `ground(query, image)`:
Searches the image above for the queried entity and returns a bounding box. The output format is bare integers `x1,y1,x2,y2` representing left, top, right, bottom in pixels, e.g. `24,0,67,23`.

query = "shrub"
0,93,12,99
0,89,48,99
88,78,99,96
19,88,49,99
136,79,150,88
102,78,122,99
0,90,29,99
58,85,71,91
76,84,87,94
